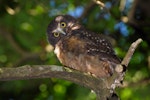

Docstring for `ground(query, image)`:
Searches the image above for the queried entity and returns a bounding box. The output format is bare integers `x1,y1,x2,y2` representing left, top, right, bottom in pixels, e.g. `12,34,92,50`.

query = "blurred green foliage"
0,0,150,100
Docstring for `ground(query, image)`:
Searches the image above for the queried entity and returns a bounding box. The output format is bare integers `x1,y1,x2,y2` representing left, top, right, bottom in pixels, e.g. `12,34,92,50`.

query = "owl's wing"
71,30,121,64
55,30,121,77
85,36,121,65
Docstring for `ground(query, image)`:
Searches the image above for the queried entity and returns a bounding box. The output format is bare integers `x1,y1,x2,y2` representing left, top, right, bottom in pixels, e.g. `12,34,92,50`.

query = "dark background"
0,0,150,100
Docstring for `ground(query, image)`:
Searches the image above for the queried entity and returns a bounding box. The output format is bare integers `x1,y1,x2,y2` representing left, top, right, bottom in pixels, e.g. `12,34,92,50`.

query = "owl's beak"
55,27,66,35
53,23,66,35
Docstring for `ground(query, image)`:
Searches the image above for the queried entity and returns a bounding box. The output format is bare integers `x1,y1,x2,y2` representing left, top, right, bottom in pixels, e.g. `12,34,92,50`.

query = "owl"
47,15,121,78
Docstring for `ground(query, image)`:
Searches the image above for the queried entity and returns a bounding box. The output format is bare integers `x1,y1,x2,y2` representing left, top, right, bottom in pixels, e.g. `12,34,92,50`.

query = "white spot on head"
72,25,80,30
55,16,63,22
68,22,74,27
68,22,81,30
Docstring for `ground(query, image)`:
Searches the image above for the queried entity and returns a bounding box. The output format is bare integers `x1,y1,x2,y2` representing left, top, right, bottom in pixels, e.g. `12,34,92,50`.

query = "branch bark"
0,38,142,100
0,65,109,99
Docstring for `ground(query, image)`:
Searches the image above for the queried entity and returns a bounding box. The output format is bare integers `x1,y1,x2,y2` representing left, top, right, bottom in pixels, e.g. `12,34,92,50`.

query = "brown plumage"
47,15,121,78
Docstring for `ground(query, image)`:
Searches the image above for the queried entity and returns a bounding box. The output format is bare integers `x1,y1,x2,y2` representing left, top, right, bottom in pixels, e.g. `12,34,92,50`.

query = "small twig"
121,38,143,67
92,0,110,17
111,38,143,99
92,0,105,8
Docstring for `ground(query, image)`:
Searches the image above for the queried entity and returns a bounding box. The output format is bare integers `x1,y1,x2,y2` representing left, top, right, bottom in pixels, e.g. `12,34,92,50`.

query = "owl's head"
47,15,80,46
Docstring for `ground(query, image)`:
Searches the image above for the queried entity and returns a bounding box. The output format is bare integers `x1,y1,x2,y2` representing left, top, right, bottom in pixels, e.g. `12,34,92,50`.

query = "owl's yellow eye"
60,22,66,28
53,32,60,37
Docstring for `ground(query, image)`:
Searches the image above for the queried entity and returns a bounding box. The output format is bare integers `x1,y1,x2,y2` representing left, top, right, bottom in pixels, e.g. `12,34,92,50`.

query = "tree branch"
92,0,105,8
113,38,143,89
0,38,142,100
0,65,109,99
121,38,143,67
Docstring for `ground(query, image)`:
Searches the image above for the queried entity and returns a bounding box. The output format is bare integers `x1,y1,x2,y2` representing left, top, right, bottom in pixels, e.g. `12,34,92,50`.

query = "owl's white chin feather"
54,44,63,64
54,45,60,57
